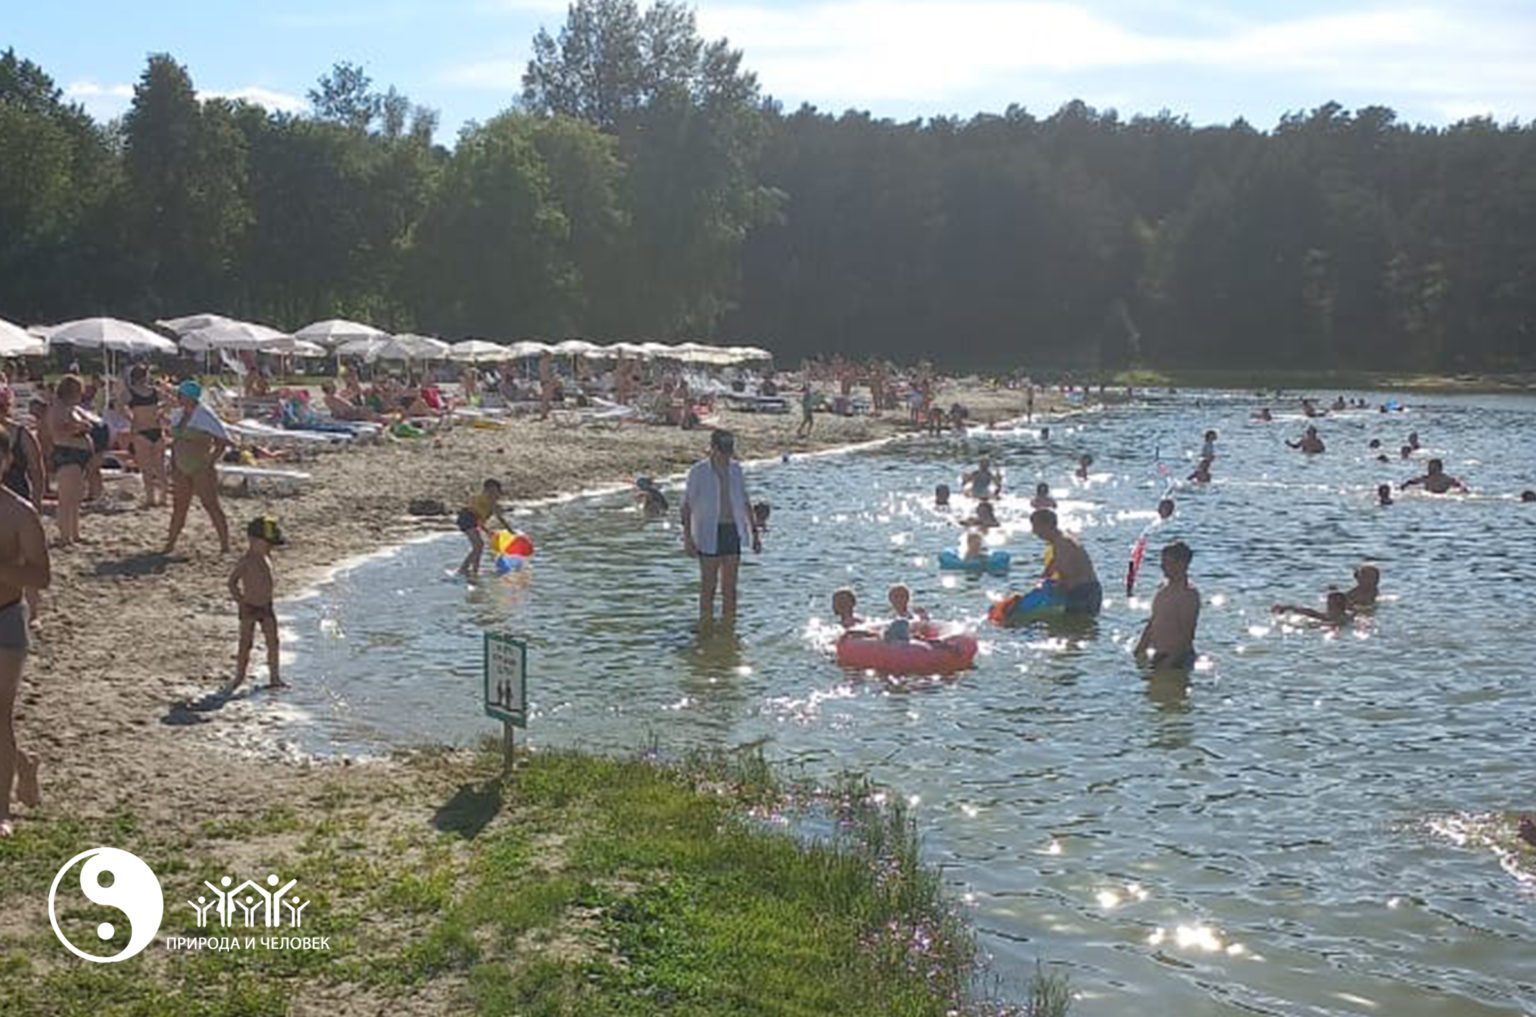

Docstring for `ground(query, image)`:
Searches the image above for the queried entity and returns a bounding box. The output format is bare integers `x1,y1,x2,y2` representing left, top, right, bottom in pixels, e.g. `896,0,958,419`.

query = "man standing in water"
682,429,762,625
1030,509,1102,615
0,427,50,837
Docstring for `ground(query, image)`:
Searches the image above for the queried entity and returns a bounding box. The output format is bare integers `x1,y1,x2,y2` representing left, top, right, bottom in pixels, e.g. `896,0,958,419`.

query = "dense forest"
2,0,1533,372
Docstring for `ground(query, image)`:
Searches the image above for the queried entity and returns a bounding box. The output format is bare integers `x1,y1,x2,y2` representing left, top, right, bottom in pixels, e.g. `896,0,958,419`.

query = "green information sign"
484,633,528,728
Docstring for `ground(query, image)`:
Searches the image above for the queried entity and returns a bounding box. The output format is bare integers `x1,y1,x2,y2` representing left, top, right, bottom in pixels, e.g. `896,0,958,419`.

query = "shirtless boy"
1134,541,1198,669
0,427,51,837
226,516,288,692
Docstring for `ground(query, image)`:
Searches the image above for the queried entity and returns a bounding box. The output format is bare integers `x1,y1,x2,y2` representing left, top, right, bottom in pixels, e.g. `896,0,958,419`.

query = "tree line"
2,0,1533,372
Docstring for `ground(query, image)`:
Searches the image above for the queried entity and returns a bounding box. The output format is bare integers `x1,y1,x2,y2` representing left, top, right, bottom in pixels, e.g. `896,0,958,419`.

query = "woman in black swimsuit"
123,365,168,507
44,376,94,546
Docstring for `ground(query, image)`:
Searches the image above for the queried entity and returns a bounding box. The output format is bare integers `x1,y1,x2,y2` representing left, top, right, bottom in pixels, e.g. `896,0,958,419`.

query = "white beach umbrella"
287,339,330,358
294,318,389,347
639,341,678,359
448,339,512,363
507,340,554,359
47,317,178,355
736,345,774,362
375,333,450,361
603,341,651,358
553,338,603,357
335,336,388,359
180,320,293,353
0,317,48,357
157,312,237,336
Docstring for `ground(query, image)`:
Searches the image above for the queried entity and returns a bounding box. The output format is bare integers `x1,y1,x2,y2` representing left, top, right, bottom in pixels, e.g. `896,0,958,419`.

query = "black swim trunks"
239,602,275,624
456,508,480,533
1063,580,1103,616
701,523,742,558
50,445,93,472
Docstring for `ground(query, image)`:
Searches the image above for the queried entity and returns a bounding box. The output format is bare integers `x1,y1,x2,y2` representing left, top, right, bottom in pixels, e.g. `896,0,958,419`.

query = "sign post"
483,633,528,773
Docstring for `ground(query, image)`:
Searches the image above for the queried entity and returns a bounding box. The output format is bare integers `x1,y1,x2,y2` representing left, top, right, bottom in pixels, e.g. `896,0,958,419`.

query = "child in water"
883,584,929,642
961,531,986,562
752,501,771,533
457,478,513,579
1272,590,1351,625
1031,482,1056,510
1346,565,1380,607
1134,541,1200,669
1076,454,1093,481
934,484,951,508
831,588,866,632
225,516,288,692
1158,497,1176,521
634,476,668,516
1377,484,1394,506
959,501,999,529
1188,457,1213,484
1201,430,1218,460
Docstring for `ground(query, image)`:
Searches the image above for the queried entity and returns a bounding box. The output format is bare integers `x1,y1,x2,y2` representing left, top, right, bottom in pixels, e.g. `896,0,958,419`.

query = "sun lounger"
218,464,312,496
229,418,352,449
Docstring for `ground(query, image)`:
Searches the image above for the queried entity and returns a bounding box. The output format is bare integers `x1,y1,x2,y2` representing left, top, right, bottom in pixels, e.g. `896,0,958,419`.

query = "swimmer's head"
887,584,911,614
965,531,983,555
1158,498,1175,519
1035,482,1050,497
831,588,856,617
1354,565,1380,591
1204,429,1217,441
935,483,950,506
1369,438,1381,449
482,478,504,496
1523,490,1536,503
1426,458,1444,474
1079,454,1093,466
1400,445,1412,458
1377,484,1393,504
977,501,998,524
1326,591,1349,616
1029,508,1058,536
1039,427,1050,440
752,501,771,524
1161,541,1193,576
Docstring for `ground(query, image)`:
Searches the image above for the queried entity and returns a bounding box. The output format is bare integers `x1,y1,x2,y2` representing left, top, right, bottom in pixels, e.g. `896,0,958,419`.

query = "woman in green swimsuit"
163,381,231,554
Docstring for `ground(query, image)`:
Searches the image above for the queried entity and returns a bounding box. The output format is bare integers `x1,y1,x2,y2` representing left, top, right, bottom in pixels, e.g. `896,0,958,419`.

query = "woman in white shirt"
681,429,762,624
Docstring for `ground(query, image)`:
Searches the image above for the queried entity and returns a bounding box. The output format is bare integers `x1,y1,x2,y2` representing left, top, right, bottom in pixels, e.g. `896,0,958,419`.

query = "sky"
6,0,1534,141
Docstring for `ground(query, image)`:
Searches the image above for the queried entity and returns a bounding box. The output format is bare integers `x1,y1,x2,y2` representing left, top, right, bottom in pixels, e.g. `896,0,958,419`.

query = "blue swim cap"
178,379,202,400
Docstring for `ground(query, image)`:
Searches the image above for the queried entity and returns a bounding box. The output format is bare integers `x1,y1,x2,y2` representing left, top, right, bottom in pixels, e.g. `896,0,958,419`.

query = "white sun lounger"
218,464,312,495
229,419,353,448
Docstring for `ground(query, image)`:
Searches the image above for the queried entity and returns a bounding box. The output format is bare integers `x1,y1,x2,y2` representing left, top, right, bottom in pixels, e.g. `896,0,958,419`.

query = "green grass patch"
0,748,1048,1016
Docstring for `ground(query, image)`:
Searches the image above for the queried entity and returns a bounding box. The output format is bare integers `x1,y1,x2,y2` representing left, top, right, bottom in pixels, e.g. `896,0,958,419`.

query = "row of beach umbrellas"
0,313,773,365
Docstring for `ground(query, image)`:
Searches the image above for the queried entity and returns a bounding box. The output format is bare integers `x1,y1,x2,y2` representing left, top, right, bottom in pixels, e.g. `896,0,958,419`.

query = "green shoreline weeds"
0,746,1069,1017
1109,367,1536,394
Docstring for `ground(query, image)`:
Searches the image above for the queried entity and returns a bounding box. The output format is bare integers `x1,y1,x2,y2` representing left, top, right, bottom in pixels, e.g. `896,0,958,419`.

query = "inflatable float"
989,583,1067,626
490,530,536,573
835,624,979,675
938,548,1011,573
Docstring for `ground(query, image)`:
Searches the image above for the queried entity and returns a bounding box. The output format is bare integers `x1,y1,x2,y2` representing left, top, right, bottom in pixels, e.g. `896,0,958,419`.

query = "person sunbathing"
320,382,380,422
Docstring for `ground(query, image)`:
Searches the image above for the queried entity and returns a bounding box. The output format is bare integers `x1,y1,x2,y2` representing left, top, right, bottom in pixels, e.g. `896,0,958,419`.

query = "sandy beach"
14,384,1040,848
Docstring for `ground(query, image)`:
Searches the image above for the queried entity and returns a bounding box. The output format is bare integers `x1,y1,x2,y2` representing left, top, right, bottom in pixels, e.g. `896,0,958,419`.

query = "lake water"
278,391,1536,1016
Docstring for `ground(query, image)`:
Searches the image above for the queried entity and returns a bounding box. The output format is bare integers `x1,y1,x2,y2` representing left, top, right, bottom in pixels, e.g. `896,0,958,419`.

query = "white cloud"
685,0,1535,121
64,80,135,121
201,87,307,112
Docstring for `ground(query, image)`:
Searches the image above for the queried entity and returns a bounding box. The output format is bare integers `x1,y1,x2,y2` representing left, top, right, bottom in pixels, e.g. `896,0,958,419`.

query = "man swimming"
963,458,1001,500
1401,459,1466,494
1286,426,1325,454
1030,509,1101,615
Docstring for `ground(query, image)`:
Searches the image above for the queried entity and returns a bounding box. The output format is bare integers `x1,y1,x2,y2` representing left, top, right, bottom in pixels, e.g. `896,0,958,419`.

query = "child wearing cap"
225,516,288,692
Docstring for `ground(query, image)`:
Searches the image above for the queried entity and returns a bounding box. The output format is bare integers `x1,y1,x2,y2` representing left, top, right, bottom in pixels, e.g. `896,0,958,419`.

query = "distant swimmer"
1158,497,1175,521
1272,590,1351,625
1201,429,1218,460
1287,426,1325,454
959,501,999,530
1252,408,1273,422
935,483,951,508
1031,482,1056,510
961,531,986,562
1401,459,1466,494
1522,490,1536,503
1076,454,1093,481
1407,431,1421,451
1030,509,1101,615
1134,541,1199,669
883,583,928,643
963,458,1001,500
1377,484,1394,506
1346,565,1380,608
831,588,868,633
634,476,668,516
1188,457,1213,484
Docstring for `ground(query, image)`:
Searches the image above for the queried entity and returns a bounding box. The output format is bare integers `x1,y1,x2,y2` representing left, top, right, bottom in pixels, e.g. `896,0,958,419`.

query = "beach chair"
217,464,313,497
